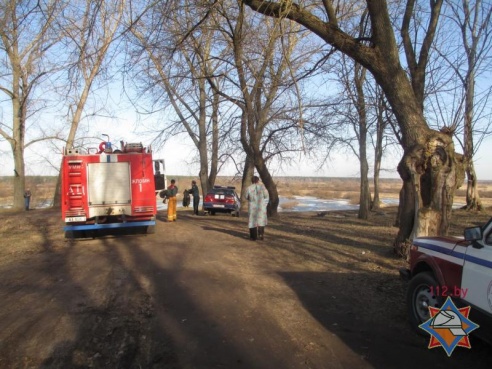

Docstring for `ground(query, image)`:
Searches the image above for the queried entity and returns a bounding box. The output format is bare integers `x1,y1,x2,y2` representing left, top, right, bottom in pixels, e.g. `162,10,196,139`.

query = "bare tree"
52,0,127,206
126,1,232,197
353,59,371,219
370,86,394,211
334,54,371,219
446,0,492,210
209,1,321,216
0,0,64,210
242,0,463,252
332,9,373,220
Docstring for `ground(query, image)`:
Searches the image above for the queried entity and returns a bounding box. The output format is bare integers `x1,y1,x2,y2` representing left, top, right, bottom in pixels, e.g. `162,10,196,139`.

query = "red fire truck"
61,137,166,238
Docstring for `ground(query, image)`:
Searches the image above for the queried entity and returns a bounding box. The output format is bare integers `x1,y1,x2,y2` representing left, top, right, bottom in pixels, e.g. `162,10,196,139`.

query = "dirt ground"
1,206,492,369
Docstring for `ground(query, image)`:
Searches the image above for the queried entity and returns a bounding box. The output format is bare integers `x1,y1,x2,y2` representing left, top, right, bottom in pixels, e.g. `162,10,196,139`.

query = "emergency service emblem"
419,296,479,356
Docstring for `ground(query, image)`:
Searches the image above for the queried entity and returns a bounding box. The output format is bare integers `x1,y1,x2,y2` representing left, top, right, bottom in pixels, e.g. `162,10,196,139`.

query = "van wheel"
407,272,442,334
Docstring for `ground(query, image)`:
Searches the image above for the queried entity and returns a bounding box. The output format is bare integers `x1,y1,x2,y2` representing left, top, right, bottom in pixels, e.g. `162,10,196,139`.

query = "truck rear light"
134,206,154,213
65,209,85,216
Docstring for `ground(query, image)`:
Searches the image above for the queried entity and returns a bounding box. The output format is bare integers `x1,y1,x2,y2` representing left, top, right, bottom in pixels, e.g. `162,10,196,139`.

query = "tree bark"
463,60,482,210
255,155,279,217
240,154,255,211
465,163,482,211
371,90,386,211
354,62,370,219
12,92,26,210
199,87,221,197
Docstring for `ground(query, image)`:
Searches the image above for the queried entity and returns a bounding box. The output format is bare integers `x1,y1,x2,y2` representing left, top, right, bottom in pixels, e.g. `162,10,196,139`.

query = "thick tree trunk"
393,133,464,254
13,146,26,210
371,92,385,211
354,62,370,219
239,109,280,216
462,68,481,211
240,155,255,211
371,69,464,253
464,163,482,211
12,94,26,210
358,142,370,219
201,90,220,197
372,173,381,211
255,156,279,218
359,160,370,219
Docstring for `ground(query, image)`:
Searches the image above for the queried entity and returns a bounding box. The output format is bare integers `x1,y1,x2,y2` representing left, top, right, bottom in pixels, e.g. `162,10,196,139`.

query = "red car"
400,219,492,344
203,186,240,217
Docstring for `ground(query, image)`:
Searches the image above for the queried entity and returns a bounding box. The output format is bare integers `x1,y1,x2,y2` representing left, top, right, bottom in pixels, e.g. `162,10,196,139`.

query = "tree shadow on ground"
0,212,292,369
279,271,492,369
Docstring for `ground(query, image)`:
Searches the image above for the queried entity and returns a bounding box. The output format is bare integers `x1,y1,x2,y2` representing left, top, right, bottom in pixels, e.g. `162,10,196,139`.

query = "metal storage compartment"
87,162,131,205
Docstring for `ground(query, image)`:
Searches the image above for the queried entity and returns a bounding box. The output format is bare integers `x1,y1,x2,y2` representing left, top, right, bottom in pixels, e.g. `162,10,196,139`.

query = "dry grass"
0,177,55,208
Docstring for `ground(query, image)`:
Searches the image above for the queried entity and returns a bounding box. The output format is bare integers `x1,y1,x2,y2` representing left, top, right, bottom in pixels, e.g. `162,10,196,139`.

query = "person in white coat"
246,176,269,241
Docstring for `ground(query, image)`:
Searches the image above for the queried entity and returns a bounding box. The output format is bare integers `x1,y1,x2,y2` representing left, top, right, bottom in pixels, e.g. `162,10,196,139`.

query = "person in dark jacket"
24,189,32,211
190,180,200,215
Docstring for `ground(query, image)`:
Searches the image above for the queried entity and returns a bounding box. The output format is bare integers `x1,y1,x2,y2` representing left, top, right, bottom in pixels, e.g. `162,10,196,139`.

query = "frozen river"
5,195,463,212
158,195,401,213
161,195,462,212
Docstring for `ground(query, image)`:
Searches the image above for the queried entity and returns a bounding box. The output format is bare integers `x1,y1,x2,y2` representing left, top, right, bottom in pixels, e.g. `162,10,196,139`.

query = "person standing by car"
246,176,269,241
167,179,178,222
24,189,32,211
191,180,200,215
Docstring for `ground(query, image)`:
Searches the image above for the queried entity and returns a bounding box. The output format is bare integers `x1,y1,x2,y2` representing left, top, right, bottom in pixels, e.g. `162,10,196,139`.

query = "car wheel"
211,211,216,215
407,272,443,334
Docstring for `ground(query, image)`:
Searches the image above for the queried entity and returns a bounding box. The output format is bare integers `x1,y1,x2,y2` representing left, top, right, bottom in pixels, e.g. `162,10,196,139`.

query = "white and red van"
400,219,492,344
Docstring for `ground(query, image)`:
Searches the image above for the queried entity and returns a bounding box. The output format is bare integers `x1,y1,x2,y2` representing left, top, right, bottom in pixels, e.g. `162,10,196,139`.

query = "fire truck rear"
61,138,165,238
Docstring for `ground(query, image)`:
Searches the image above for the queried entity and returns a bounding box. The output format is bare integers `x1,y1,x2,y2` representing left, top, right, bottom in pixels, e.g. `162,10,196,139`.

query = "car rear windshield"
208,188,235,196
